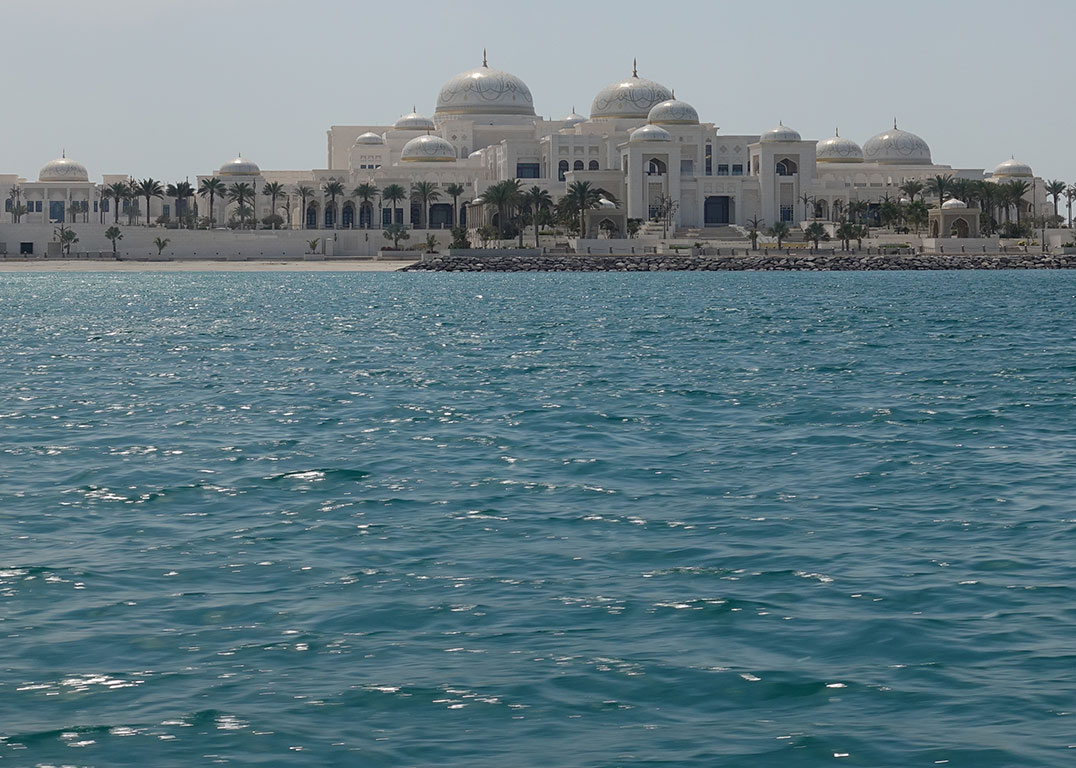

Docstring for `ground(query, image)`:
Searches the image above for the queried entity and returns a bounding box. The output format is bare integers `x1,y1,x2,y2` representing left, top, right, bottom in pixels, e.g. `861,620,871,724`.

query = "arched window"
775,158,798,176
558,160,568,181
647,158,667,175
588,160,599,171
573,160,584,171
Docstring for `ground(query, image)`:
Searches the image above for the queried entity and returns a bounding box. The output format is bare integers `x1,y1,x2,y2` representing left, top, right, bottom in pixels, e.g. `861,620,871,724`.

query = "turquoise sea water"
2,271,1075,767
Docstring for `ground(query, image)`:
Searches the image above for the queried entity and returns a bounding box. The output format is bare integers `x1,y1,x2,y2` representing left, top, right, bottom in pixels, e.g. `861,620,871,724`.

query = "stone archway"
929,219,940,238
598,218,620,238
950,217,969,238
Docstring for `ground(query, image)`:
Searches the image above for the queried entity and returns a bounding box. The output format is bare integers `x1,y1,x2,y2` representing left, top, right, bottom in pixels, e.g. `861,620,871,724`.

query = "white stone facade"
1,57,1051,239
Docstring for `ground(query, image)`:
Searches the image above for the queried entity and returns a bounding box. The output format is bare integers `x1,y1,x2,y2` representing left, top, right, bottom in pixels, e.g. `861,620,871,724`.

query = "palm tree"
153,236,170,256
804,221,829,251
767,221,791,249
295,185,315,229
105,225,123,256
410,180,441,230
198,177,226,227
380,183,408,228
1005,179,1031,226
445,182,466,228
563,180,602,239
352,182,379,229
1065,185,1076,229
1045,180,1066,221
482,180,522,240
322,180,346,229
800,192,814,221
949,178,973,207
899,180,924,203
746,216,763,251
226,182,254,228
522,186,552,247
905,200,928,235
927,174,955,209
132,178,164,226
165,181,195,227
262,182,286,229
834,220,857,250
103,182,128,224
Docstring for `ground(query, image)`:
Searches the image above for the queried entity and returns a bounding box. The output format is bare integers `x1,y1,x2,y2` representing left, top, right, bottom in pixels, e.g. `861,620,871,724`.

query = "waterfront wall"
0,223,449,260
403,252,1076,272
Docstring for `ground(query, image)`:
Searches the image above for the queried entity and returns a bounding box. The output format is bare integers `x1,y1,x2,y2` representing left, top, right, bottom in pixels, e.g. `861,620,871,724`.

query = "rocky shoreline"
402,252,1076,272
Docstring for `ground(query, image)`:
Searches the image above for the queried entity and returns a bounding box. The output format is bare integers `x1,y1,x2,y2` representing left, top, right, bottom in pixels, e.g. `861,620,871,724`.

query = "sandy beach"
0,259,418,272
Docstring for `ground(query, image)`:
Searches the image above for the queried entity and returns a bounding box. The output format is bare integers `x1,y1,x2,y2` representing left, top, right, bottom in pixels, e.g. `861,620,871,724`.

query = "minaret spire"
632,57,638,77
483,48,488,67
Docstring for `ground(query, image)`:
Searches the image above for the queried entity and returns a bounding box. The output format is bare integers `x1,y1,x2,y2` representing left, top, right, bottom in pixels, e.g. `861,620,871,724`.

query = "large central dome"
435,55,535,118
863,122,932,165
590,62,673,120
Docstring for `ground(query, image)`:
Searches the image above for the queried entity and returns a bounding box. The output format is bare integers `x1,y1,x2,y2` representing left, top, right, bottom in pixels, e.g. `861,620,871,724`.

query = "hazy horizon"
5,0,1072,184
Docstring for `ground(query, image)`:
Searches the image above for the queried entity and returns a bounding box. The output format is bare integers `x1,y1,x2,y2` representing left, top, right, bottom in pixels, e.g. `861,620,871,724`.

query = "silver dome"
993,157,1033,178
760,123,801,143
400,134,456,163
561,109,586,129
219,155,261,176
862,123,932,165
816,131,863,163
942,198,967,209
629,124,672,142
395,109,435,131
354,131,385,146
590,62,673,120
647,98,699,125
39,154,89,182
435,55,534,117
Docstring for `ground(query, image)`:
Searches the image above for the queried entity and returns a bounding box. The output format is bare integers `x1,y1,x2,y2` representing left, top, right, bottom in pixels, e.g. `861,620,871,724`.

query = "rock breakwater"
402,252,1076,272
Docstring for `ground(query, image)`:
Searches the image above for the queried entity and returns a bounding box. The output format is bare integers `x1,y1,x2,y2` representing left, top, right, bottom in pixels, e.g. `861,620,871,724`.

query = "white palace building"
0,54,1049,250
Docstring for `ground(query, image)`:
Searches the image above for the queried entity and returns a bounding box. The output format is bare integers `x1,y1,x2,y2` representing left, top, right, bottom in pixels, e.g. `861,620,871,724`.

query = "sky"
3,0,1072,183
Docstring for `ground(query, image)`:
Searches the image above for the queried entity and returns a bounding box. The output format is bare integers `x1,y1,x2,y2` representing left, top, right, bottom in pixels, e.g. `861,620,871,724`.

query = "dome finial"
672,88,676,98
835,126,839,137
62,148,66,158
633,58,638,78
483,48,487,67
894,117,898,130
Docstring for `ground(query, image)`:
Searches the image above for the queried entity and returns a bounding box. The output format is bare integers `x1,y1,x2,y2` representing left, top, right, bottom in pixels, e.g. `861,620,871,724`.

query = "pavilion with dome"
0,54,1049,235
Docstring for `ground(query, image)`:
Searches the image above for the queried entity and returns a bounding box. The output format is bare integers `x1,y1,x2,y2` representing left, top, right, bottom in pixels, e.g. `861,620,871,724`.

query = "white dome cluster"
39,154,89,182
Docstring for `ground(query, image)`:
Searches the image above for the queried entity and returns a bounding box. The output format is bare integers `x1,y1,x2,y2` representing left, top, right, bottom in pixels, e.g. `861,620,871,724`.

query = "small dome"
647,98,699,125
354,132,384,146
591,63,673,120
219,155,260,176
598,197,617,209
816,131,863,163
39,154,89,182
394,109,435,131
942,198,967,209
468,150,484,159
760,123,801,143
561,110,586,129
400,134,456,163
993,157,1033,178
629,124,672,143
863,124,932,165
435,58,535,118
